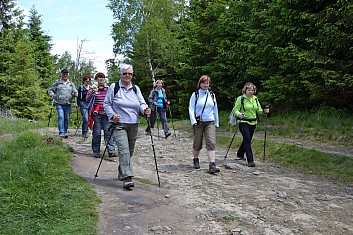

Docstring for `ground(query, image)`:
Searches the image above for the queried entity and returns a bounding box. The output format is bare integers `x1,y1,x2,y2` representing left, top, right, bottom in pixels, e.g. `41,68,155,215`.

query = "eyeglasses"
122,72,133,76
63,73,69,75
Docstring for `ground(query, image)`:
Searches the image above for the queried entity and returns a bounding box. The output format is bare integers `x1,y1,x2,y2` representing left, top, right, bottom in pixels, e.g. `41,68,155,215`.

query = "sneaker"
123,177,134,189
165,132,171,139
193,158,200,169
108,153,117,157
104,156,117,162
59,133,65,138
235,153,246,161
64,133,69,138
209,162,220,174
93,154,101,158
248,162,255,167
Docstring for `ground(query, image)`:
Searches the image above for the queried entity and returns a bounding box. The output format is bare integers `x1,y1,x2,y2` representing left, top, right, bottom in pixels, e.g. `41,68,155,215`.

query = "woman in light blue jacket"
188,75,220,174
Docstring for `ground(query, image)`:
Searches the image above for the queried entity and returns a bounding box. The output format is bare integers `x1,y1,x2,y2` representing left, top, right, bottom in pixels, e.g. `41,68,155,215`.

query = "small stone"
278,191,288,199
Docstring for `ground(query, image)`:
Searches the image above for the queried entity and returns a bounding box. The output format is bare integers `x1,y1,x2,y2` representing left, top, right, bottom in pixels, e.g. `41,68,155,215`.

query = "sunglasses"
63,73,69,75
122,72,133,76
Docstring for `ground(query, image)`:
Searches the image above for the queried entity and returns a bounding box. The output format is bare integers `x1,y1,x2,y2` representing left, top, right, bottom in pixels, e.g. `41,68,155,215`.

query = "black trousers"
237,123,256,163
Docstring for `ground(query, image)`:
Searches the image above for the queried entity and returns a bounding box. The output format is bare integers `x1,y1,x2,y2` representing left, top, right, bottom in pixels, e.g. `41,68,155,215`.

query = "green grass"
216,134,353,182
259,106,353,147
0,132,100,234
0,119,48,135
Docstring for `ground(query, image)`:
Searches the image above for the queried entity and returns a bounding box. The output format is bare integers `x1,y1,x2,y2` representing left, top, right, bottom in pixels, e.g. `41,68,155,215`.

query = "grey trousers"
111,123,139,179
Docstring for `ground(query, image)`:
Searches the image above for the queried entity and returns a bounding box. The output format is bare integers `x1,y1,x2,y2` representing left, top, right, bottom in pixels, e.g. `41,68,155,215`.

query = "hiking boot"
93,154,101,158
248,162,255,167
235,153,246,161
209,162,220,174
123,177,134,189
104,156,117,162
108,153,117,157
165,132,171,139
193,158,200,169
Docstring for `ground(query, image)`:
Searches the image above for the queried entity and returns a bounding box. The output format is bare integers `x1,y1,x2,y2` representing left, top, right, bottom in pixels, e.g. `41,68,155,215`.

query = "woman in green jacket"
233,82,269,167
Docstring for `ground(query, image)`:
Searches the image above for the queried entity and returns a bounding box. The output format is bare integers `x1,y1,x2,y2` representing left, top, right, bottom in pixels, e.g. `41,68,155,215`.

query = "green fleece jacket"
232,94,263,125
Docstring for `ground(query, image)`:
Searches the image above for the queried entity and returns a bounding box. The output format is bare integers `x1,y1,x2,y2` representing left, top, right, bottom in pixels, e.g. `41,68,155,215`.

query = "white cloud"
17,0,116,74
51,39,115,74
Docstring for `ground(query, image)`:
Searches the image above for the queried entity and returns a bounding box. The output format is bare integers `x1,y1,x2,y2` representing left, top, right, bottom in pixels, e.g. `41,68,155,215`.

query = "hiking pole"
147,116,161,187
224,122,239,160
224,133,235,160
263,106,269,162
168,105,176,138
94,122,117,180
155,106,160,140
47,99,54,127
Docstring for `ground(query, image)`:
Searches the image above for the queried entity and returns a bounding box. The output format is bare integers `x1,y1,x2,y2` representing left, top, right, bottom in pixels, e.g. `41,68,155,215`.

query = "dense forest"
1,0,352,120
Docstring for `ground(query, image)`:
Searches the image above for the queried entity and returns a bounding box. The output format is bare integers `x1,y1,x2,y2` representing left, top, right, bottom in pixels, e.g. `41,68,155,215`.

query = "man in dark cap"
48,69,78,138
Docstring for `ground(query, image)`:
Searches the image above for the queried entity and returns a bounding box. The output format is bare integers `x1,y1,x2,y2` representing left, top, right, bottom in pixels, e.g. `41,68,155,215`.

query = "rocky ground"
56,127,352,235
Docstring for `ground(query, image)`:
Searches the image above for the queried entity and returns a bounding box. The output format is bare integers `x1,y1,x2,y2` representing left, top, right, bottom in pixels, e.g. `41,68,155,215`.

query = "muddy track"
65,128,353,235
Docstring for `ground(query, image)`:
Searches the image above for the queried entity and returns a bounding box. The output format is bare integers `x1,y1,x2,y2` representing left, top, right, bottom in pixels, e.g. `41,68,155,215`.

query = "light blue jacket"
103,80,148,124
188,89,219,127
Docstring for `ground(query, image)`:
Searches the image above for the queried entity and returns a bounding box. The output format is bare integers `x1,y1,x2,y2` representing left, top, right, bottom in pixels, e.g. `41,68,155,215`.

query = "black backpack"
194,90,215,107
113,82,137,96
229,96,260,124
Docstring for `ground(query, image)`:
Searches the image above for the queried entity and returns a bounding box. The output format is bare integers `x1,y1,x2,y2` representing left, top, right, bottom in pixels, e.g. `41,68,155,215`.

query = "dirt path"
56,128,352,234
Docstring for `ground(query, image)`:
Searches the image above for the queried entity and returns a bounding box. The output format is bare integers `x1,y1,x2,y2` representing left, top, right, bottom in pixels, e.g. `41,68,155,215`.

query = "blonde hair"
197,75,211,89
242,82,257,94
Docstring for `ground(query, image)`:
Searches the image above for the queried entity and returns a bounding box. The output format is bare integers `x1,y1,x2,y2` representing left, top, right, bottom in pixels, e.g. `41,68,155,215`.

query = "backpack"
229,96,244,125
114,82,137,96
194,90,215,107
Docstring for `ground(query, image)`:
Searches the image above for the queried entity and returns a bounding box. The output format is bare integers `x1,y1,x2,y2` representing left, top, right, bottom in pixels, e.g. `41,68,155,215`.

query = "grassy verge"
217,135,353,182
255,106,352,147
0,119,48,135
0,132,100,234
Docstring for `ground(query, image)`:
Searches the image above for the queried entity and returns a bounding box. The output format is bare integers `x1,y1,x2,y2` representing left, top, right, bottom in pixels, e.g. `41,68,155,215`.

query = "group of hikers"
47,64,269,190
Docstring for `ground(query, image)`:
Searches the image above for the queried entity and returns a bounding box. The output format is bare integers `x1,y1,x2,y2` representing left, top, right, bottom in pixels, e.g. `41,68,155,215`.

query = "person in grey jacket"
104,64,151,190
145,79,171,138
48,69,78,138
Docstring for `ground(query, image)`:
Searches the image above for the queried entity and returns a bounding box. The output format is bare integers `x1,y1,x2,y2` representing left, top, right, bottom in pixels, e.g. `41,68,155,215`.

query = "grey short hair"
120,64,133,74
